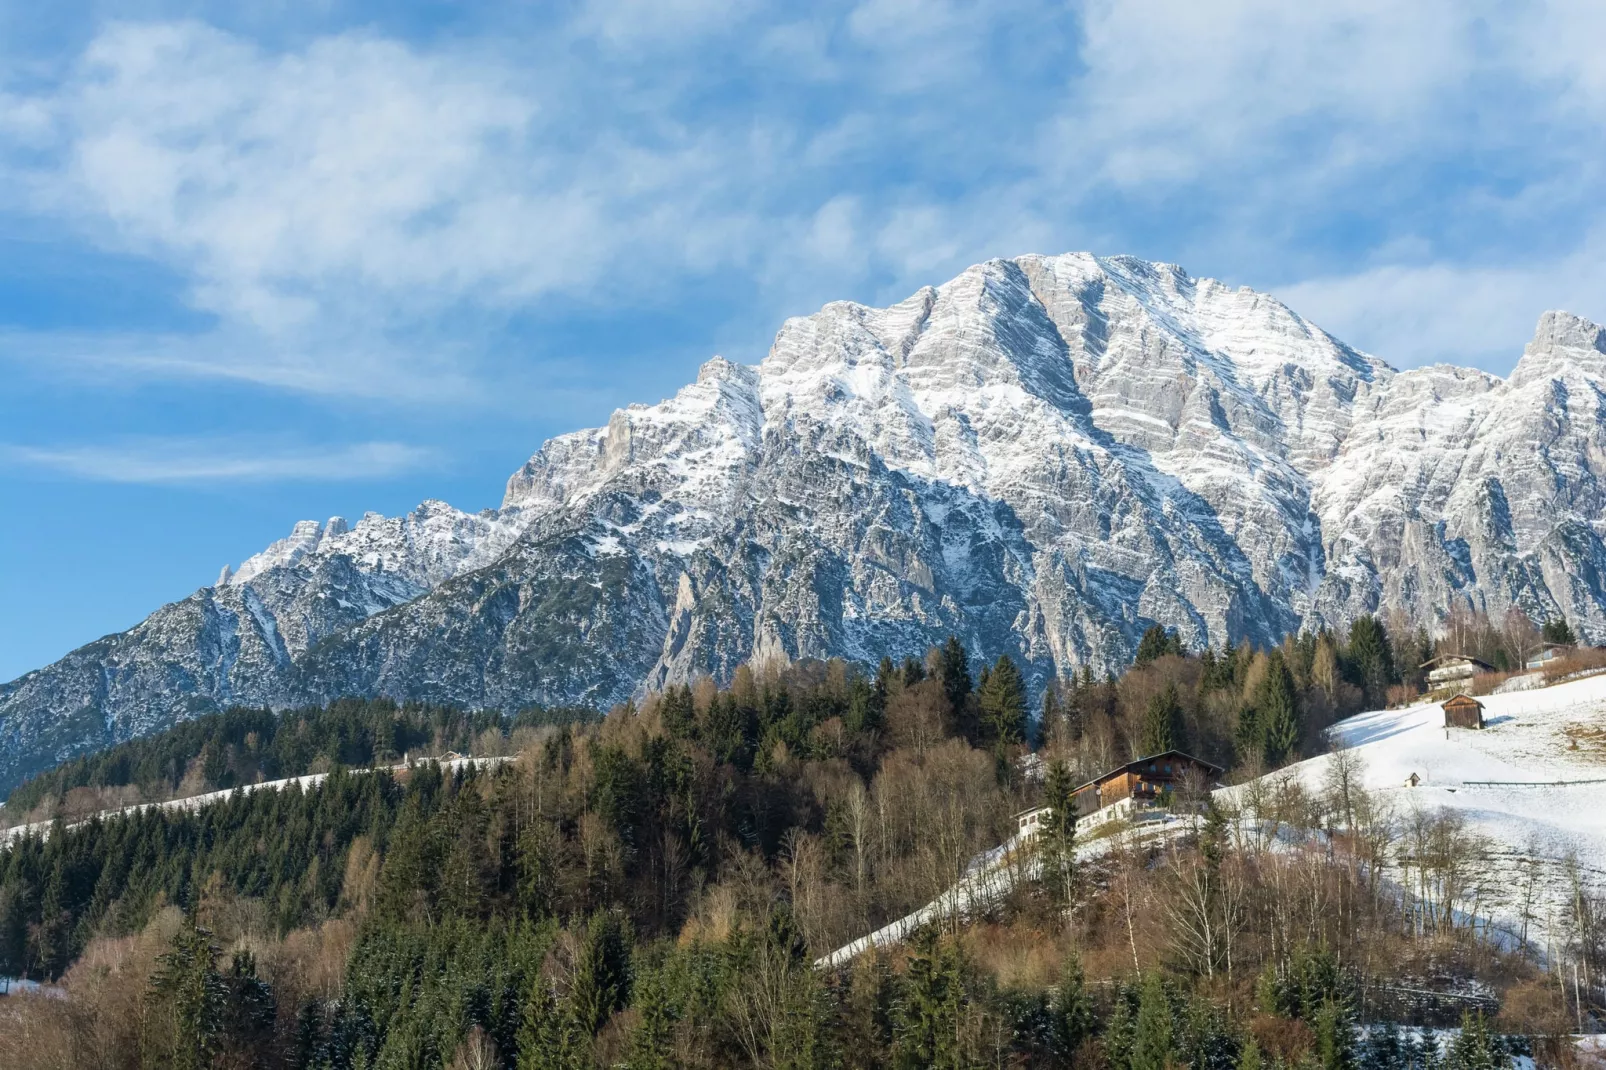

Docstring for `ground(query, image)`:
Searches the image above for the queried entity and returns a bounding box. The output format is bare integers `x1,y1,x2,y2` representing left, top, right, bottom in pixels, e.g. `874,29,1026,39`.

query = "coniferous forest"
0,624,1593,1068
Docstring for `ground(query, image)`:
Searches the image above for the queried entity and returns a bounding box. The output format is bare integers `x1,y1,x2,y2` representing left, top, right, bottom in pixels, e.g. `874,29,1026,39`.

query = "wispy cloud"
3,1,1606,400
0,437,436,484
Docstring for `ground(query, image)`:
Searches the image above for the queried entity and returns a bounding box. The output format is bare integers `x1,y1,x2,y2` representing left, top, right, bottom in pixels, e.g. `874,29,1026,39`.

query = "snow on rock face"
6,253,1606,792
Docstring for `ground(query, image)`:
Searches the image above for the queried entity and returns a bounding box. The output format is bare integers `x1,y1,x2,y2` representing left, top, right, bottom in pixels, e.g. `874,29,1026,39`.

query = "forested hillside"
1,699,597,826
0,626,1589,1068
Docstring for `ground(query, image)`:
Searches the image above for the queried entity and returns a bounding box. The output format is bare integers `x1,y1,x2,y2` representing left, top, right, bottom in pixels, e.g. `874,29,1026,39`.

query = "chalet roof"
1440,694,1484,710
1070,749,1224,796
1419,654,1495,671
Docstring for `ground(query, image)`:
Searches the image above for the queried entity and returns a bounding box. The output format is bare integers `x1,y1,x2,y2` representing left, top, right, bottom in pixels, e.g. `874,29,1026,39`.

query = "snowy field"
1273,673,1606,951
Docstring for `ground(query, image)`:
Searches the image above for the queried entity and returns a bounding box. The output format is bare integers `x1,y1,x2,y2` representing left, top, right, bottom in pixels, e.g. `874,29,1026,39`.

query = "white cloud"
1273,239,1606,372
0,436,436,484
4,1,1606,401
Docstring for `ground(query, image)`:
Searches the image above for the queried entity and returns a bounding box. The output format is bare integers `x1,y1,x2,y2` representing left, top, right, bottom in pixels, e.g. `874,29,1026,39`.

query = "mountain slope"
6,252,1606,792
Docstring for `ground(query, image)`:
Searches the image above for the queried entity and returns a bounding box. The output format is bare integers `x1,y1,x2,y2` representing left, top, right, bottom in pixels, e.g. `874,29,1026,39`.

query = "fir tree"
1140,683,1186,755
1238,1035,1264,1070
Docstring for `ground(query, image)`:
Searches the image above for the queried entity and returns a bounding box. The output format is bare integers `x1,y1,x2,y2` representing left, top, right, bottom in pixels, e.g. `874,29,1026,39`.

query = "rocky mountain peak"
1508,310,1606,389
8,253,1606,795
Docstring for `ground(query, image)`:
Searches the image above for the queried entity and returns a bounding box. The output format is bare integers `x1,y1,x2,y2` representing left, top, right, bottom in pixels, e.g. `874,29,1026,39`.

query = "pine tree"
1140,683,1185,756
977,655,1027,747
1130,974,1176,1070
1238,1035,1264,1070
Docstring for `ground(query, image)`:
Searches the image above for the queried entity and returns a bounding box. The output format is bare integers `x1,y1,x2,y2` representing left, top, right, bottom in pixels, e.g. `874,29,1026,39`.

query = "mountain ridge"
5,250,1606,793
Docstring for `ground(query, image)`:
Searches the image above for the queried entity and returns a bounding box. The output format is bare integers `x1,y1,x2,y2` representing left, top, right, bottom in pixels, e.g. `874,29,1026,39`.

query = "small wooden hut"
1441,693,1484,730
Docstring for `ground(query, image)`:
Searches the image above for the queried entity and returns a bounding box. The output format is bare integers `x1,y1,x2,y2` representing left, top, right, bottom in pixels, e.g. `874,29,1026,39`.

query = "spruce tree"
977,655,1027,747
516,981,588,1070
1313,998,1356,1070
147,916,226,1070
1542,617,1576,645
893,927,965,1070
1418,1026,1443,1070
1039,760,1079,911
1346,616,1397,708
938,636,974,737
1447,1011,1503,1070
660,685,696,741
1050,949,1094,1060
1134,624,1173,667
571,911,633,1035
1256,650,1301,764
1130,974,1176,1070
1140,683,1186,755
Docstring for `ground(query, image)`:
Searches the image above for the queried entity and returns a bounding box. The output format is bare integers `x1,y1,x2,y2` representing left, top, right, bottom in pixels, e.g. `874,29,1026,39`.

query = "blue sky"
3,0,1606,682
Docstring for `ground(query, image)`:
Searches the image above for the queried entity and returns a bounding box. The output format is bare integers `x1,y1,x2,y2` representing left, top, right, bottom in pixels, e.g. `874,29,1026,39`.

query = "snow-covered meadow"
1270,672,1606,953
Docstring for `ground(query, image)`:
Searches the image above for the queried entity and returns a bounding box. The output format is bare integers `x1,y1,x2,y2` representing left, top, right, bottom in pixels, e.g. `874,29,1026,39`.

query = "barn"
1441,693,1485,730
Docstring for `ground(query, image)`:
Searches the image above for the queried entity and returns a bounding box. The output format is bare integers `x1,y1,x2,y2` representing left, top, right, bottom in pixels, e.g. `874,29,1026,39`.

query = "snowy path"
0,755,513,846
816,813,1191,968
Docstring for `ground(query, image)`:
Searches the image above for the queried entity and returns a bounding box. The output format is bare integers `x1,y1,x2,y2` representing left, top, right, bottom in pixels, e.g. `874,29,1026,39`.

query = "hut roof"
1419,654,1495,671
1071,750,1224,796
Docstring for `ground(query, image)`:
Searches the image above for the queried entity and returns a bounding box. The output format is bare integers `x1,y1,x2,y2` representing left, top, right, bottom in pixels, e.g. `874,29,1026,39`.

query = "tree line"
0,625,1591,1068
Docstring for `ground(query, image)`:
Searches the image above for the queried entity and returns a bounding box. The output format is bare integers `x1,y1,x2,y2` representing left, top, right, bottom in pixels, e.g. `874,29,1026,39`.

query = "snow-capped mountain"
5,252,1606,793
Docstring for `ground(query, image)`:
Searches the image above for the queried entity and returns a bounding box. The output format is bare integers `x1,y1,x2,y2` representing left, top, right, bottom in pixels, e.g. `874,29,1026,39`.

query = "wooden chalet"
1420,654,1494,694
1070,750,1223,816
1441,693,1485,730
